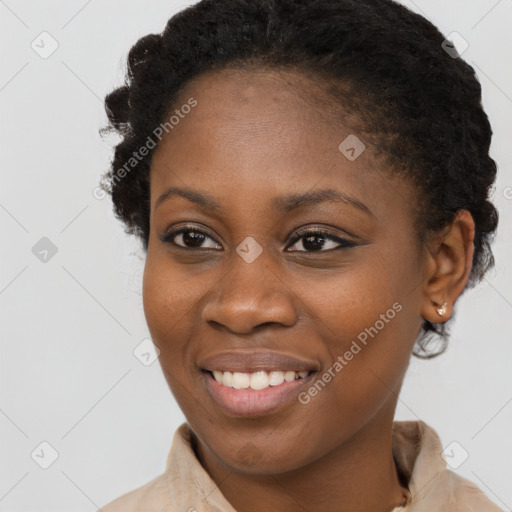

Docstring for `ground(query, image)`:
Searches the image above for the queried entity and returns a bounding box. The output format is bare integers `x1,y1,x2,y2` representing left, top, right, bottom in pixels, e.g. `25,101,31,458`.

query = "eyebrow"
154,186,373,216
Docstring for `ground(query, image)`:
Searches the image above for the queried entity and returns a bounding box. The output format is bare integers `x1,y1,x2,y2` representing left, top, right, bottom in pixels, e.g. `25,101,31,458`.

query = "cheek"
299,254,413,345
141,254,208,413
301,247,420,415
141,253,197,363
142,250,194,330
294,296,415,451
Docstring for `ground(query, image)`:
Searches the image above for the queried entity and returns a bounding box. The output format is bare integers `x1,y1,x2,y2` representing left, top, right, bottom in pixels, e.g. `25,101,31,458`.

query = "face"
143,67,428,474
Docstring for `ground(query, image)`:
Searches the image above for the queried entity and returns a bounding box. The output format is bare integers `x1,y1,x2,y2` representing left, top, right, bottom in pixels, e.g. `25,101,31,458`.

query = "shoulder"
96,423,195,511
414,468,505,511
393,420,504,511
97,472,171,512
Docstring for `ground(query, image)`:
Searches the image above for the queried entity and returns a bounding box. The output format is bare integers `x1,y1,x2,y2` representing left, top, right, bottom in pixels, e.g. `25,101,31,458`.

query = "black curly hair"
99,0,498,358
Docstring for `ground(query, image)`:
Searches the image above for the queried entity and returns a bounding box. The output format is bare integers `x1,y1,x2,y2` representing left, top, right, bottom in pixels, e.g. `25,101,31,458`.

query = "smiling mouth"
202,369,315,390
201,368,317,417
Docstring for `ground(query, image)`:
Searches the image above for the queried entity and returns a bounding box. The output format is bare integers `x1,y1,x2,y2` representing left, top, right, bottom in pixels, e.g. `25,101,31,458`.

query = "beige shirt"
98,420,503,511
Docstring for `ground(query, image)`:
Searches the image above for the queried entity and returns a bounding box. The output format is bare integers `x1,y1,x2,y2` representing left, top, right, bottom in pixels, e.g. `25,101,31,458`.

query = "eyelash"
160,225,357,252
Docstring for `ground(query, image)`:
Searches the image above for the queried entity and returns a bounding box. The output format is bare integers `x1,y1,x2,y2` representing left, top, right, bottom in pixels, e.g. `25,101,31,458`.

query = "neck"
194,404,409,512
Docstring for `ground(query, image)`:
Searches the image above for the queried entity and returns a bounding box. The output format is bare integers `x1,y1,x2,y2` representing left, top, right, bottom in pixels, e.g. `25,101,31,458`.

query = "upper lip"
198,349,320,373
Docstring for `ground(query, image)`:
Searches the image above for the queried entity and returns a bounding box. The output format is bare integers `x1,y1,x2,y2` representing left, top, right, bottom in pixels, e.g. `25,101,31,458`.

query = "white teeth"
232,372,250,389
221,371,233,387
284,371,296,382
249,371,269,390
268,371,285,386
210,370,311,390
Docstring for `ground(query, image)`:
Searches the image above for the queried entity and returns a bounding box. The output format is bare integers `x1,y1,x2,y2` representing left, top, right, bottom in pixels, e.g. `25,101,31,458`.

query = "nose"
201,253,298,334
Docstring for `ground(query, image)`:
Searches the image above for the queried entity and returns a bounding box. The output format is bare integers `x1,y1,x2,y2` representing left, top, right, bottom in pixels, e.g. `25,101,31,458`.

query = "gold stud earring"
435,301,448,316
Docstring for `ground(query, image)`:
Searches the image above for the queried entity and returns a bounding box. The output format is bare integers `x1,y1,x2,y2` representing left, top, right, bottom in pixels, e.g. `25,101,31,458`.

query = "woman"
97,0,502,510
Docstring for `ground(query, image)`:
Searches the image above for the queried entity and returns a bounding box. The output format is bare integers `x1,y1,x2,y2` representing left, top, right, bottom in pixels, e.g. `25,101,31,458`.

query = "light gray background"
1,0,511,510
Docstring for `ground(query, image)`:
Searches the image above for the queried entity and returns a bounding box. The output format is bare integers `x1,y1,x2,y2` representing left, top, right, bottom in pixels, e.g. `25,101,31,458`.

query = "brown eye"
160,226,222,250
287,229,357,252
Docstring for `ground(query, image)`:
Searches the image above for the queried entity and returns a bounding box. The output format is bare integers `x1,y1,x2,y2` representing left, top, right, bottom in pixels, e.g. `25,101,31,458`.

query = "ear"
420,209,475,324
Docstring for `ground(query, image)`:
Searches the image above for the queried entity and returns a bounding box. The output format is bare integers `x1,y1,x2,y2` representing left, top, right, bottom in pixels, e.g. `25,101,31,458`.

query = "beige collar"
163,420,445,512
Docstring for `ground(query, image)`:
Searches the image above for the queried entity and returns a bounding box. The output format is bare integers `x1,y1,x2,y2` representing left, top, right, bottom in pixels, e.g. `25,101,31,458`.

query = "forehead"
149,67,415,222
168,66,361,138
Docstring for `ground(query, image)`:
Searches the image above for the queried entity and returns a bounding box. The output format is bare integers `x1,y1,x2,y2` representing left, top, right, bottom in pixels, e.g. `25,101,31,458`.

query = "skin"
142,67,475,512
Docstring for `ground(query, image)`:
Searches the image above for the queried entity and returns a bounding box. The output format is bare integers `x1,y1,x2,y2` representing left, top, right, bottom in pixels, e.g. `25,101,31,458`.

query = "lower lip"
202,370,316,417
